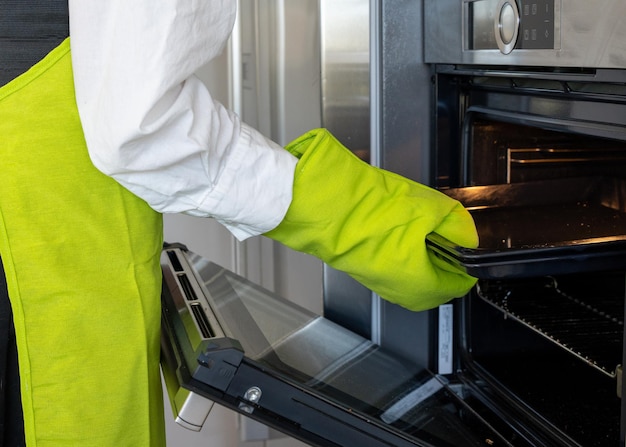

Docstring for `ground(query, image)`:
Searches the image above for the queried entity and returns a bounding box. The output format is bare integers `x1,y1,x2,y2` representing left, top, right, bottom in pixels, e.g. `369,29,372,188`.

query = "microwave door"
160,246,511,447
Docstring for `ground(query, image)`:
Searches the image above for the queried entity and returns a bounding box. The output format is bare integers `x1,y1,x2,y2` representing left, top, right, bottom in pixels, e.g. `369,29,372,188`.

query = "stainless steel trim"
376,0,438,368
427,0,626,68
173,390,215,431
320,1,440,364
320,0,373,338
319,0,370,158
369,0,382,346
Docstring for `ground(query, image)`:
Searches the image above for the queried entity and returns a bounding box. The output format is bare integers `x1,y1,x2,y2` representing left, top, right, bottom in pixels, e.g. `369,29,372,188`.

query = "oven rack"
476,277,624,378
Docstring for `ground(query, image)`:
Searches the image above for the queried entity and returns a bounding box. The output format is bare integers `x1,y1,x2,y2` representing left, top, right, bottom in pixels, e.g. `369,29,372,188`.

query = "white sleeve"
68,1,297,240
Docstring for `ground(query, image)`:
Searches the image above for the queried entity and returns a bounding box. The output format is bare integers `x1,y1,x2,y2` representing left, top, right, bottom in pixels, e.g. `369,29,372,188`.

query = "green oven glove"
265,129,478,311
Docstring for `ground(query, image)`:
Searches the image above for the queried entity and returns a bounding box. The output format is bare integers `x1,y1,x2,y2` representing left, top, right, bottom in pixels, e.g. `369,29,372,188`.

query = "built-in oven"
160,1,626,446
423,1,626,445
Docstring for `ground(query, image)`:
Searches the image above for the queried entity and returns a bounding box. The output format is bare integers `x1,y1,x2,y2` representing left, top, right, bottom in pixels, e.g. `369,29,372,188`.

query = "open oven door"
159,244,512,447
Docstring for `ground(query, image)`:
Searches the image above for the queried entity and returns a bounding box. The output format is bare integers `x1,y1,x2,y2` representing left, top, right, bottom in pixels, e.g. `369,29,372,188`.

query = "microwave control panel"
469,0,556,54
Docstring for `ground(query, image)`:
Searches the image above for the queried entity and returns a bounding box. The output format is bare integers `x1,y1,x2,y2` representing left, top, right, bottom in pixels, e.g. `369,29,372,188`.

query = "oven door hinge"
194,337,244,392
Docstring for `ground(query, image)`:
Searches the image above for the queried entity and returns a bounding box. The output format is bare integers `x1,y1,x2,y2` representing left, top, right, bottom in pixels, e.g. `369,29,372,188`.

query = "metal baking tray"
426,177,626,279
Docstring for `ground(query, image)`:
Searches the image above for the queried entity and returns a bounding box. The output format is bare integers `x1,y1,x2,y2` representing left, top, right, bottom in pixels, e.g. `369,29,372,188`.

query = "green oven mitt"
265,129,478,311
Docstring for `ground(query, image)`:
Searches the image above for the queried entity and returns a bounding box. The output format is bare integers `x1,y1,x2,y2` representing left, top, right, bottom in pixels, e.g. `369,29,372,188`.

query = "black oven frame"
432,66,626,189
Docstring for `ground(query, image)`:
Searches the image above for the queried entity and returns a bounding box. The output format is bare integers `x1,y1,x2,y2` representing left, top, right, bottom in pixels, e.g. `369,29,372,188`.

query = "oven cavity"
467,121,626,186
431,64,626,446
476,274,624,379
467,271,624,447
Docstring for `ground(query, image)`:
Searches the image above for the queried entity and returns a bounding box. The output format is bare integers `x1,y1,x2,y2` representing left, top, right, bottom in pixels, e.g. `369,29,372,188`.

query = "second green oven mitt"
265,129,478,311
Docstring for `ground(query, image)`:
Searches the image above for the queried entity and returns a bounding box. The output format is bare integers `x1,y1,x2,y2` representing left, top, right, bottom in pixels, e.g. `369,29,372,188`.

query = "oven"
160,1,626,446
422,1,626,445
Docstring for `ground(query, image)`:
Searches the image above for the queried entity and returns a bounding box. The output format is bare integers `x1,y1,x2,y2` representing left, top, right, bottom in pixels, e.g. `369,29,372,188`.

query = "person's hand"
266,129,478,311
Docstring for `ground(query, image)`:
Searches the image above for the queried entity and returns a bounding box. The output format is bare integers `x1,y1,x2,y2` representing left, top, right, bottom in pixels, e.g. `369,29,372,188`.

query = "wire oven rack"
476,276,624,378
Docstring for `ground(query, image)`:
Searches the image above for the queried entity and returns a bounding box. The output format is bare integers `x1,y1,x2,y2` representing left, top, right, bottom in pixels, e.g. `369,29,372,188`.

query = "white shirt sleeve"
68,0,298,240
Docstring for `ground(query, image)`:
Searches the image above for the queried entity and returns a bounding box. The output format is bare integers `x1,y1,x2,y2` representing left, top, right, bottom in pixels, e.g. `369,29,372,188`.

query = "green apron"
0,39,166,446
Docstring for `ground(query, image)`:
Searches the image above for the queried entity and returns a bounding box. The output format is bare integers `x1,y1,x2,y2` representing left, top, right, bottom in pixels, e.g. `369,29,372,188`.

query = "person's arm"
69,1,478,310
68,1,297,240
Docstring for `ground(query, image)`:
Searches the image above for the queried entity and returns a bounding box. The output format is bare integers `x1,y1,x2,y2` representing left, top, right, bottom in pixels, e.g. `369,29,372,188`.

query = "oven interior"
434,71,626,446
463,272,623,447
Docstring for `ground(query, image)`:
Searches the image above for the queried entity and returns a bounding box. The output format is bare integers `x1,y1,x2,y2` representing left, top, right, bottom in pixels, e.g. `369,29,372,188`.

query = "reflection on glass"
189,255,505,446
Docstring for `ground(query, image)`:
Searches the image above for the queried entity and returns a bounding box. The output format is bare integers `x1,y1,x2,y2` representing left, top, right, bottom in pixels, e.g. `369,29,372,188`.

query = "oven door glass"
160,246,515,447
